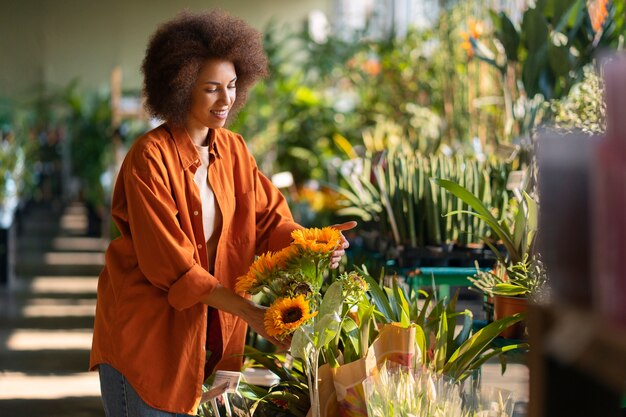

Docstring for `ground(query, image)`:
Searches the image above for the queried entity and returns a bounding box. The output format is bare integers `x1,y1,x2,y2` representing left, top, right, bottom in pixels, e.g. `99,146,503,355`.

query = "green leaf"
363,273,395,322
359,303,375,356
493,283,528,296
523,192,538,254
458,342,529,381
435,177,520,263
290,327,312,360
434,310,448,372
491,11,521,62
548,42,571,77
319,281,343,318
414,324,427,365
416,291,433,328
244,346,296,381
452,309,474,352
314,313,342,349
444,313,525,379
522,7,549,52
393,279,411,327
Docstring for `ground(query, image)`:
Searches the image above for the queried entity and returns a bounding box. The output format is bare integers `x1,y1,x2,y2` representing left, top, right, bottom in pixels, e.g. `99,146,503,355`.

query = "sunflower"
264,295,317,340
274,244,299,266
291,227,342,255
235,251,285,294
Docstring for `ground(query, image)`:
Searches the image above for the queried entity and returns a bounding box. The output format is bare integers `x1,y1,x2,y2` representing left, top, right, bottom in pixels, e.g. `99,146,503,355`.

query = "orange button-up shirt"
90,124,300,414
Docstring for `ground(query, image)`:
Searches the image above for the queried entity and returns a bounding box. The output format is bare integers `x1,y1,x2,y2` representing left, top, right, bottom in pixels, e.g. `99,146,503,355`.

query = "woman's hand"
202,287,290,350
329,221,357,269
241,302,291,350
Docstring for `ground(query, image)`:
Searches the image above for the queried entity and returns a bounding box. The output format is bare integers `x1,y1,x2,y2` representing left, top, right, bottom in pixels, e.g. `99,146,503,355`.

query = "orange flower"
460,19,484,58
460,32,474,57
235,251,286,293
274,245,298,266
362,58,381,76
588,0,610,33
291,227,342,254
264,295,317,340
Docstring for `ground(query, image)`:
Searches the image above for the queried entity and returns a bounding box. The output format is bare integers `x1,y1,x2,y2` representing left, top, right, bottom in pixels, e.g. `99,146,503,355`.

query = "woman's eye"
228,85,236,89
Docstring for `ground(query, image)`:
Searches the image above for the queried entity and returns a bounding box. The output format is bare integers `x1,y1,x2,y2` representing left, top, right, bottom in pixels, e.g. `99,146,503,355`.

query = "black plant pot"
0,222,16,287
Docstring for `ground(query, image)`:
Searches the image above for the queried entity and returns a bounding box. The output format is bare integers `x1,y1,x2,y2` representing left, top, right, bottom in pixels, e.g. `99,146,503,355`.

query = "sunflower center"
283,307,304,324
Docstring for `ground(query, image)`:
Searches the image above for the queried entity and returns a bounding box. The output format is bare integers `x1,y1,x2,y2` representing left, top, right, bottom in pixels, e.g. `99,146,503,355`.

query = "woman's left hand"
329,221,357,269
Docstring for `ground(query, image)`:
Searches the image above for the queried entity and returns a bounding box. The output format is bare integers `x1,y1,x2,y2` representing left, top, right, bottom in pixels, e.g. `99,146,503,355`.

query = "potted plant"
434,178,546,338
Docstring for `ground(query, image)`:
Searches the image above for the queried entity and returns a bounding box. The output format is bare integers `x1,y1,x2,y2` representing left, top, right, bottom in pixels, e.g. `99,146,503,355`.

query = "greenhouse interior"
1,0,626,416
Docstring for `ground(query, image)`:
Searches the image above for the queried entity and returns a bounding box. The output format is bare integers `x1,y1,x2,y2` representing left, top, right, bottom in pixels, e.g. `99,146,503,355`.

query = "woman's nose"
217,89,232,105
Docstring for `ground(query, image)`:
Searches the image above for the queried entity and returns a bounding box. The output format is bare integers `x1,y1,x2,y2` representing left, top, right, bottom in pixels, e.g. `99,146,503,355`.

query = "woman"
90,10,355,417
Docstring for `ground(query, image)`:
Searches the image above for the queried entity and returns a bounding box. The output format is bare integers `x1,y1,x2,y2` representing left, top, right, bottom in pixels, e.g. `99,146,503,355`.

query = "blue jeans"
98,363,194,417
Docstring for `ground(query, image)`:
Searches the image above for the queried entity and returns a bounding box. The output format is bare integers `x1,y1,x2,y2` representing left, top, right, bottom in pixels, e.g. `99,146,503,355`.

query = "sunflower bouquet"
235,226,344,341
236,227,369,417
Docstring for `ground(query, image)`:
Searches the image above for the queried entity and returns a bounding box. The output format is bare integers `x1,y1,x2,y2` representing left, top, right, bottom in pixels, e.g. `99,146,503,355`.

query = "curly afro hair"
141,10,269,125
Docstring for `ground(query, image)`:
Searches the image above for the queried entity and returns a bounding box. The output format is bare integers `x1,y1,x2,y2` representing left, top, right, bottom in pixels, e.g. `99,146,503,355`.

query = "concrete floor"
0,202,105,417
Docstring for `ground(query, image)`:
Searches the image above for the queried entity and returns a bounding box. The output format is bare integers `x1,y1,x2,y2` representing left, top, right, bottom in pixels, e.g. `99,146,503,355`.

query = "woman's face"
186,58,237,132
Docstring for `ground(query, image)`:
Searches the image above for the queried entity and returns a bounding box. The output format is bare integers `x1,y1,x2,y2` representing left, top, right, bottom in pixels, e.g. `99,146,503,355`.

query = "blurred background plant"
550,63,606,135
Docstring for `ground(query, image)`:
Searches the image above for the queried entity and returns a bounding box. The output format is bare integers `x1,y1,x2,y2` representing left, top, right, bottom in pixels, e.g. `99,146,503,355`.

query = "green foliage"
335,138,512,250
550,63,606,134
434,179,537,265
0,100,41,206
471,0,625,140
63,82,113,207
355,266,527,382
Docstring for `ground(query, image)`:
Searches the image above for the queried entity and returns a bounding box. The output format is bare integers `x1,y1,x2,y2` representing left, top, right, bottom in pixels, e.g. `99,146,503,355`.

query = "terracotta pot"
493,295,528,339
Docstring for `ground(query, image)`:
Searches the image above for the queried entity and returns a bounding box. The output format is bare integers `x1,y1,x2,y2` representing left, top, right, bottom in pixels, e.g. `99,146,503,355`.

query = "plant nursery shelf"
529,304,626,417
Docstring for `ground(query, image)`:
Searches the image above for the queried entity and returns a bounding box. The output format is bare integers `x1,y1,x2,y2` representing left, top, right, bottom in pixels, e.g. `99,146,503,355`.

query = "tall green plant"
64,83,112,208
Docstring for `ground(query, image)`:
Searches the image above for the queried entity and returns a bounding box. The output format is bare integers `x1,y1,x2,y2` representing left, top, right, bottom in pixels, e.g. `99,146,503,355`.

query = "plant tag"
212,370,241,394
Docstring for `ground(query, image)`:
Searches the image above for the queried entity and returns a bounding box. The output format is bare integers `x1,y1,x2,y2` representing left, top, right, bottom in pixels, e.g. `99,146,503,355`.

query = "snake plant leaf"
335,207,375,222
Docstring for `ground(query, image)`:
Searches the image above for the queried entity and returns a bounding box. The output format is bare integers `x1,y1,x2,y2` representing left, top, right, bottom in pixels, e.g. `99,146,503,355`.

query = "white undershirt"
193,144,220,270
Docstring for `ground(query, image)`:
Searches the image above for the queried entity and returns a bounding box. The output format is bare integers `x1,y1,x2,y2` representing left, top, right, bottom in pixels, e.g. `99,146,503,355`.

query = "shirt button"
193,210,199,216
197,244,203,249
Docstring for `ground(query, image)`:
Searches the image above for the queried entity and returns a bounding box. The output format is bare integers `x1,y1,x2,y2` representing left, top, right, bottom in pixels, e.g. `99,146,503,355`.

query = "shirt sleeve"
123,151,218,311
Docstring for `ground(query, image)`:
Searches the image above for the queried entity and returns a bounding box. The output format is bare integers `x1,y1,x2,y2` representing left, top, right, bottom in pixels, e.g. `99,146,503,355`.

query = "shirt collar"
165,124,222,170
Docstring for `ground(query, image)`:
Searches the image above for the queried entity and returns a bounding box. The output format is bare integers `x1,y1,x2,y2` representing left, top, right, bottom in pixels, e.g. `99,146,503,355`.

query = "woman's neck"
185,125,211,147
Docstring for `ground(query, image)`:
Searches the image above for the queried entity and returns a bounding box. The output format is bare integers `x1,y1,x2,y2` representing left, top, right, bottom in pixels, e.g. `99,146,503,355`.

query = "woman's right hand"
240,302,291,351
202,286,290,350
